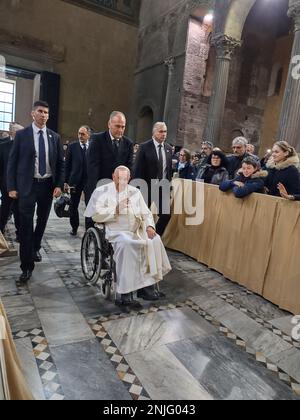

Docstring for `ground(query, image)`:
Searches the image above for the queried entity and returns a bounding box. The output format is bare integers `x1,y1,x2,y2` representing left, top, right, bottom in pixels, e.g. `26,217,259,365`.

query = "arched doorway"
136,106,154,142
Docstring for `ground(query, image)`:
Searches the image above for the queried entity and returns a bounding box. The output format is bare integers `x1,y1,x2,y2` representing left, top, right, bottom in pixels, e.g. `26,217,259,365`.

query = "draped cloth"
163,181,300,315
0,232,9,256
0,300,34,400
85,183,171,294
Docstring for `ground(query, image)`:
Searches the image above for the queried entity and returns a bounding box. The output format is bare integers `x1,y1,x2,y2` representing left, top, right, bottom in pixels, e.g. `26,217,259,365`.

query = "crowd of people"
174,137,300,200
1,102,300,308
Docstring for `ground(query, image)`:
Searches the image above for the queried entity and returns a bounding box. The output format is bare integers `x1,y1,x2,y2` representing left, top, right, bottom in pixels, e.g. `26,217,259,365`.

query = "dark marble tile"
50,339,131,400
1,294,41,332
68,287,120,318
0,277,18,296
155,268,210,304
229,293,290,321
168,334,299,400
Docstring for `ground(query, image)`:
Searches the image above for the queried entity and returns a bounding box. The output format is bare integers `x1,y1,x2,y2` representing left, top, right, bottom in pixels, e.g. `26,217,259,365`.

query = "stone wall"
133,0,214,144
0,0,138,141
135,0,292,154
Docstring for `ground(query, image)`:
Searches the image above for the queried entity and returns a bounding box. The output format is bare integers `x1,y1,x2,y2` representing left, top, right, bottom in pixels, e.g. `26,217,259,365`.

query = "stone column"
163,57,175,123
204,34,241,144
277,1,300,150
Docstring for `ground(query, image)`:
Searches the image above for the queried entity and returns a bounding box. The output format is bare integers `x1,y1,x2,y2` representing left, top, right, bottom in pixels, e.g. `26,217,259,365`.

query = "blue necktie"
38,130,46,177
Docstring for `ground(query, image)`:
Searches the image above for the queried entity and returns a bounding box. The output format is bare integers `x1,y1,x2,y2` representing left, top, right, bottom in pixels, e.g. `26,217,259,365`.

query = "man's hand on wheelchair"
146,226,157,240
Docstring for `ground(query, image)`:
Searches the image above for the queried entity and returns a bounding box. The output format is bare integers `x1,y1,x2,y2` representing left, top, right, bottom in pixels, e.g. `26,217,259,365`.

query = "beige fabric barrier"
0,232,9,256
0,301,33,400
163,182,300,315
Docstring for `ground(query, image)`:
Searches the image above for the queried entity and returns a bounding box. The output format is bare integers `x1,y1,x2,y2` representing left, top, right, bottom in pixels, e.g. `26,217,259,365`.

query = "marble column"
163,57,175,123
204,34,241,144
277,1,300,150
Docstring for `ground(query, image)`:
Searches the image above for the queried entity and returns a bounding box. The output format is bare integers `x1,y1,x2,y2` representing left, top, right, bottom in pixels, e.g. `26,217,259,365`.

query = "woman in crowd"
196,150,229,185
265,141,300,197
177,148,197,180
219,157,267,198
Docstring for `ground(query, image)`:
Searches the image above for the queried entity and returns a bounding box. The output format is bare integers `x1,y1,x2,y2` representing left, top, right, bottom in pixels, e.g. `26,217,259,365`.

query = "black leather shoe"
70,230,78,237
115,300,131,313
137,289,159,301
128,300,143,310
19,270,32,283
34,251,42,262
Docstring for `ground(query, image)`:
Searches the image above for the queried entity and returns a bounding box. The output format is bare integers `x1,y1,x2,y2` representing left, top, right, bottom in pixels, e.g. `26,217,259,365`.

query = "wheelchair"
81,225,116,300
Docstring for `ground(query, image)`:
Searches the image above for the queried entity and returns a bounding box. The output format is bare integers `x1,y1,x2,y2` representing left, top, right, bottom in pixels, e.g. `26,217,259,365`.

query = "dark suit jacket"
0,138,13,191
87,131,134,193
133,139,173,185
7,126,65,197
65,141,88,187
0,135,10,144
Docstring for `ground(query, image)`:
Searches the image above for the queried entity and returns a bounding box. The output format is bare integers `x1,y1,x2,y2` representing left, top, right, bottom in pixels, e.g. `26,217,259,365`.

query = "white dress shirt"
153,139,167,179
109,131,120,144
79,141,89,150
32,123,52,179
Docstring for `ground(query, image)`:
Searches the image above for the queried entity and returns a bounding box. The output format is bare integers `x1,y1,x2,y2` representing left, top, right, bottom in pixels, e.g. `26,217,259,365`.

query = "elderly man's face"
109,115,126,139
153,126,167,143
78,127,90,144
113,168,131,189
232,144,246,157
201,145,212,157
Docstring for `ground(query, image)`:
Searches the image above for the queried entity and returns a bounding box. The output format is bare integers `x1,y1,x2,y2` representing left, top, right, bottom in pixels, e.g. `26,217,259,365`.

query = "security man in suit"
87,111,134,194
134,122,173,236
7,101,65,282
133,122,173,301
65,125,91,236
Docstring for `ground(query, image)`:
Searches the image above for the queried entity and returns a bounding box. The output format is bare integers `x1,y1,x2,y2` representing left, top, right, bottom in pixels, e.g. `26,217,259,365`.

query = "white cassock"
84,182,172,295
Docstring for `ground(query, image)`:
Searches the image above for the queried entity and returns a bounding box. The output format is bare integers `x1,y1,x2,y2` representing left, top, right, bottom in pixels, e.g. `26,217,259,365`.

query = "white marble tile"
269,347,300,383
125,345,213,400
103,307,216,355
270,316,297,339
36,306,94,347
15,337,45,400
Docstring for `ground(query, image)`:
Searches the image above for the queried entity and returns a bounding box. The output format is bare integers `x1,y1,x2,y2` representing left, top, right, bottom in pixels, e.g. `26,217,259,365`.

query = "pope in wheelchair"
84,166,171,309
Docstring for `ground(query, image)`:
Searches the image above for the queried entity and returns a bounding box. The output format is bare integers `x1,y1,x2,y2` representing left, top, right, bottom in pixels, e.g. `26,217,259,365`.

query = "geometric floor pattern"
88,300,300,399
13,328,65,400
218,292,300,351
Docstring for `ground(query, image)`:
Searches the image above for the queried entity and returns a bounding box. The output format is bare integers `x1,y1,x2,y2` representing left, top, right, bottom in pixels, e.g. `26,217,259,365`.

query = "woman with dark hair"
177,148,197,180
196,150,229,185
265,141,300,197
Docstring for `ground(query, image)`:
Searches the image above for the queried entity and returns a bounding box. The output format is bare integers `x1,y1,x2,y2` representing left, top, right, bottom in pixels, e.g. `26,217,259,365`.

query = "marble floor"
0,210,300,400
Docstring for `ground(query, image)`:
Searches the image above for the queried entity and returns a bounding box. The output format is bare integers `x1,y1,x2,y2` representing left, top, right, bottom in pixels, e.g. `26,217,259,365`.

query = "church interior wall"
0,0,138,141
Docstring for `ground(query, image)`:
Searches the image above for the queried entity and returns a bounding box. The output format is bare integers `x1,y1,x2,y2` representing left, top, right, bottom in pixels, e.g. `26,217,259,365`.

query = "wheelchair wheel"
81,228,102,285
101,253,116,300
